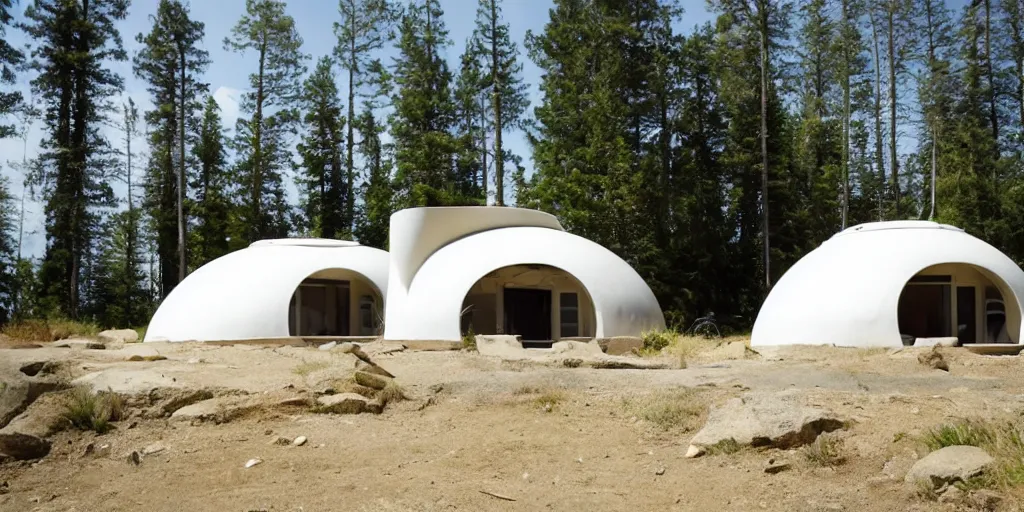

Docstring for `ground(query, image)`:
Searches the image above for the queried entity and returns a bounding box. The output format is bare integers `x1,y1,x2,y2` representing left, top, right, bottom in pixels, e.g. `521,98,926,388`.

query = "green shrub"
63,387,127,434
641,329,678,354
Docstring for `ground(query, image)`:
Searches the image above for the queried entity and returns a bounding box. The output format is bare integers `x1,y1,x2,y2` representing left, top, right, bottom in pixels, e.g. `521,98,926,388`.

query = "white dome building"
144,239,389,342
382,207,665,344
751,221,1024,348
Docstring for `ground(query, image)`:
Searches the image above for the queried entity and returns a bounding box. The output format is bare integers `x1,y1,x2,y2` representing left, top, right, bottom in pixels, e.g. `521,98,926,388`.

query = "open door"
503,288,551,341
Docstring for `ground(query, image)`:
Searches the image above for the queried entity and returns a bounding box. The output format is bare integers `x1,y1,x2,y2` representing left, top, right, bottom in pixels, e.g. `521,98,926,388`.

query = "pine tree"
224,0,308,242
834,0,870,228
296,56,347,239
134,0,209,297
914,0,955,220
20,0,128,318
353,59,393,249
0,0,23,139
452,45,486,201
191,95,232,267
471,0,529,205
874,0,917,216
0,175,16,323
389,0,468,207
334,0,398,233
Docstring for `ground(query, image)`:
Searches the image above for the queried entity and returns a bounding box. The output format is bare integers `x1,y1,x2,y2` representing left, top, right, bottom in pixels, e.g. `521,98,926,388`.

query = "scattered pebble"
128,451,141,465
270,436,291,446
655,467,666,476
142,443,166,455
245,458,262,468
764,463,791,474
292,436,307,447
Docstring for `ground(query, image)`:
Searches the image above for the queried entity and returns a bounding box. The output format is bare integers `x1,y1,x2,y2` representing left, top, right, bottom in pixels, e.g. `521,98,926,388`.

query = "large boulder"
597,337,643,356
905,445,994,490
0,432,51,460
98,329,140,344
687,391,846,455
316,393,369,414
0,390,73,438
170,395,258,424
1,363,65,429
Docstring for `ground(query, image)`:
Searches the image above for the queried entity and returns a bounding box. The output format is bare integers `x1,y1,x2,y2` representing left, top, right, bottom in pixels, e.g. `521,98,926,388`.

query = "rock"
764,463,791,474
292,436,307,447
277,397,309,407
904,445,993,490
688,391,846,450
148,389,216,417
913,337,958,348
126,355,145,362
0,390,73,438
98,329,139,344
0,432,51,460
270,436,291,446
0,371,65,429
245,458,262,468
318,341,337,351
54,339,105,350
170,395,258,424
685,445,704,458
476,335,524,358
335,342,356,353
316,393,368,414
355,360,395,379
938,486,964,504
142,443,166,455
562,358,583,368
655,467,666,476
128,451,141,465
17,362,45,377
918,347,950,371
365,399,384,415
354,370,391,390
598,337,643,356
968,490,1002,511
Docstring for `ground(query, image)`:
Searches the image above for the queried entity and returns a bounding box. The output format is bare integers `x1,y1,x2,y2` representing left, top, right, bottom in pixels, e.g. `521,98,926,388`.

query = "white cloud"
212,86,243,130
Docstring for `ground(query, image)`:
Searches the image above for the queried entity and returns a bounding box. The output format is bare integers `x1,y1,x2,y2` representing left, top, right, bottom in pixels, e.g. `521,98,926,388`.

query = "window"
560,292,579,338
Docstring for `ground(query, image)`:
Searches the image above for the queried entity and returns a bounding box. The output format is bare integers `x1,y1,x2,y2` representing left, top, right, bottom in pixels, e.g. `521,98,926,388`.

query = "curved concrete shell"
751,221,1024,348
383,207,665,341
144,239,389,342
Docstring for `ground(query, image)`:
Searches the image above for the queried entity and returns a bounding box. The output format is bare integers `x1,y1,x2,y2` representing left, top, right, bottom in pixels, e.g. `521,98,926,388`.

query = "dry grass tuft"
3,318,100,342
533,390,566,411
803,434,847,467
63,387,127,434
291,360,330,377
625,388,706,432
377,380,408,407
706,438,742,456
640,329,679,354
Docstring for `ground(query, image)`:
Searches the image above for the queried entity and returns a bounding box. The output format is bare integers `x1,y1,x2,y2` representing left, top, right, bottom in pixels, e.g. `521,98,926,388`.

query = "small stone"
128,451,141,465
264,429,273,436
96,444,111,457
685,445,704,458
126,355,145,362
277,397,309,407
764,463,791,474
318,341,337,351
0,433,51,461
969,489,1003,510
245,458,262,468
938,486,964,504
84,443,95,456
270,436,291,446
142,443,166,455
316,393,369,414
292,436,307,447
655,467,666,476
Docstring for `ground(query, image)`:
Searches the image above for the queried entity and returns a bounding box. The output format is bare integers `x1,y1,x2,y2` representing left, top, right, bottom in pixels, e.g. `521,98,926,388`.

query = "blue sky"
0,0,716,260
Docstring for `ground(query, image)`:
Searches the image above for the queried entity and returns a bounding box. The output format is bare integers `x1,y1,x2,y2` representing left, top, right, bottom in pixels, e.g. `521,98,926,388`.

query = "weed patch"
626,389,706,432
63,387,126,434
706,438,742,455
920,418,1024,490
803,434,846,467
534,390,565,411
3,319,100,342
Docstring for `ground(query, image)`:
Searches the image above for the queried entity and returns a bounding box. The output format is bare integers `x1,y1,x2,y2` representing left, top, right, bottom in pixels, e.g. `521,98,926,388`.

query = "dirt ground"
3,339,1024,512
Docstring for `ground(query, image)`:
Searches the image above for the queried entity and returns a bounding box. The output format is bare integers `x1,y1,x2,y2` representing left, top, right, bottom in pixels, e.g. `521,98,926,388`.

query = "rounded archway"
288,268,384,337
897,263,1021,346
460,264,597,346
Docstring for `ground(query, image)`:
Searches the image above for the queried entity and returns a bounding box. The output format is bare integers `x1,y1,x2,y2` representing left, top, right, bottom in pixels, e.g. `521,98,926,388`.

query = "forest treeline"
0,0,1022,331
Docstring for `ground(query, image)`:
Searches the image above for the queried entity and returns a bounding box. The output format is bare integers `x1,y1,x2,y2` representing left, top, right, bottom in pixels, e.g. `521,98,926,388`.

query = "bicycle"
687,312,722,339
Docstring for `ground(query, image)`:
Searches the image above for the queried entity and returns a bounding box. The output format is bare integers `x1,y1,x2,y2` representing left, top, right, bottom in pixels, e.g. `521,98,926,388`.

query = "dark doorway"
898,283,951,339
504,288,551,341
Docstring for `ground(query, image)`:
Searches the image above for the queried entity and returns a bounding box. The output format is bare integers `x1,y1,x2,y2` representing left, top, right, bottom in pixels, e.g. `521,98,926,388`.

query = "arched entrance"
288,268,384,337
897,263,1018,345
460,264,596,346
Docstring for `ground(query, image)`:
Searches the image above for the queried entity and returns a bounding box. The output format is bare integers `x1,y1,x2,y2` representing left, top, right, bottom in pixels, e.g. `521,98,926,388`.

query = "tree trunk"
887,4,900,217
491,0,504,206
870,9,885,221
480,93,488,203
984,0,1000,162
178,46,187,281
346,5,356,231
253,42,266,241
758,1,771,289
841,0,851,229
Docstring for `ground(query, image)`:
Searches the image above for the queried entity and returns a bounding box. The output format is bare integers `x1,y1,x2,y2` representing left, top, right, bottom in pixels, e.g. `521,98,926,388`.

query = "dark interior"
503,288,552,341
897,283,951,339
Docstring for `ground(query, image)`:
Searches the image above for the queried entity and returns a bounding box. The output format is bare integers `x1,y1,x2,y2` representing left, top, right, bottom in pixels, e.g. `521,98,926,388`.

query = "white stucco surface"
144,240,389,342
751,221,1024,348
383,207,665,341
